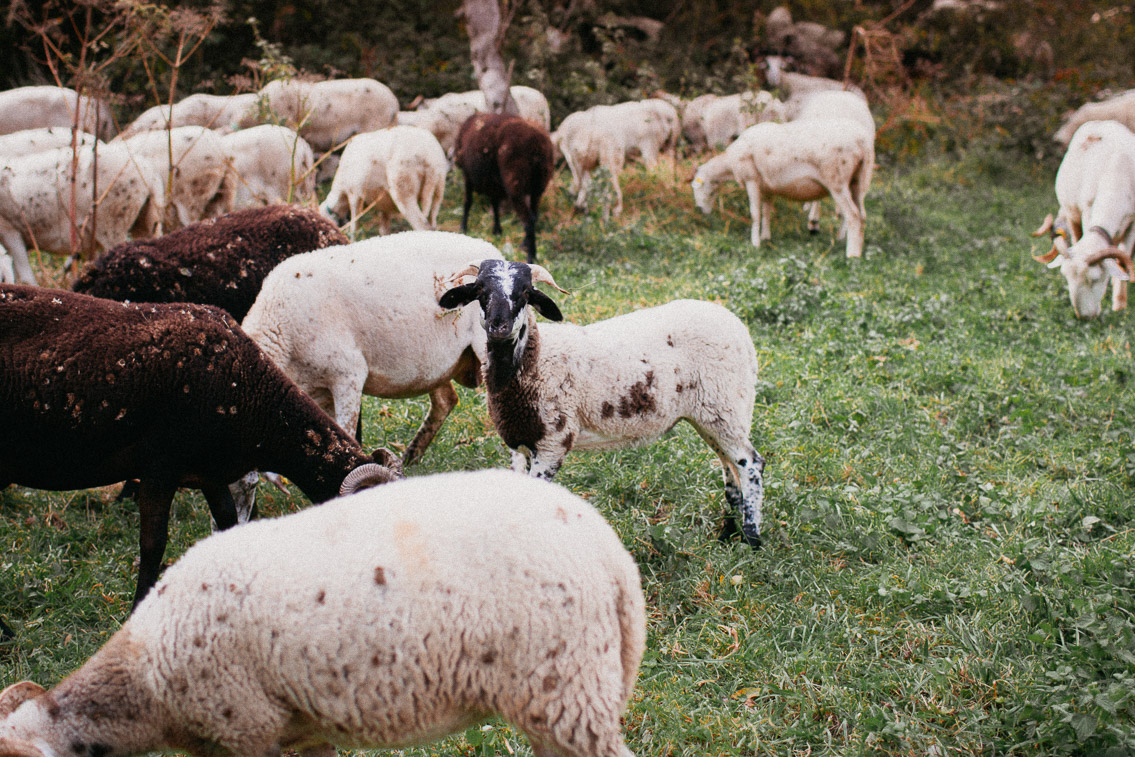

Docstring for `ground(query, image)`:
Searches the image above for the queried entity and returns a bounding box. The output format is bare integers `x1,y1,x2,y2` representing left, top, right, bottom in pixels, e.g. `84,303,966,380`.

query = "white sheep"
242,231,504,465
762,55,866,101
0,469,645,757
552,98,681,216
402,85,552,154
1054,90,1135,147
0,127,99,157
223,124,316,208
121,125,236,230
680,93,719,151
439,260,766,547
0,142,163,285
691,118,874,258
319,125,448,237
240,78,399,154
700,91,787,151
1032,119,1135,318
0,85,115,140
118,93,258,139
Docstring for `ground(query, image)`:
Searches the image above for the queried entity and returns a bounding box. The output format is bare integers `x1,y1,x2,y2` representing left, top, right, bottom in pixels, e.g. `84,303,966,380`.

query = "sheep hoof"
808,227,820,235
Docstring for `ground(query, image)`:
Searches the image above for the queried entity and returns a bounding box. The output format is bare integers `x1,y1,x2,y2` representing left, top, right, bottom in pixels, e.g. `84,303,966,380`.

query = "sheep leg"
825,184,864,258
461,179,474,233
225,471,261,525
742,180,764,248
0,225,36,286
574,171,592,212
490,198,503,235
513,194,538,263
201,481,241,531
347,194,362,241
1112,277,1128,311
403,383,459,466
510,448,531,474
132,478,178,609
805,201,821,235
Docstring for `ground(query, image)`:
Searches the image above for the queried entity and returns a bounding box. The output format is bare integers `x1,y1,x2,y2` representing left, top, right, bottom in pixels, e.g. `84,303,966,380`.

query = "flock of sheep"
1,59,1134,757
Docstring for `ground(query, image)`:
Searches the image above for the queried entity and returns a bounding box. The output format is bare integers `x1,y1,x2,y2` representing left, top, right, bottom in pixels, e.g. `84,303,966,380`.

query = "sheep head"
1042,224,1132,318
690,170,716,215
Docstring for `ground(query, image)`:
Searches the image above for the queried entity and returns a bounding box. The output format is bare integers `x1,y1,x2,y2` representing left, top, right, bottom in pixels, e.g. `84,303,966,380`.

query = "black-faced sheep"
0,284,400,608
72,204,348,322
439,259,766,547
241,231,505,465
0,469,644,757
454,113,554,264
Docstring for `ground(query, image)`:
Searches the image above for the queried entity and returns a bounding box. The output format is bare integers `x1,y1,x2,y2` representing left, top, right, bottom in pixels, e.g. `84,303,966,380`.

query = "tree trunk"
460,0,518,115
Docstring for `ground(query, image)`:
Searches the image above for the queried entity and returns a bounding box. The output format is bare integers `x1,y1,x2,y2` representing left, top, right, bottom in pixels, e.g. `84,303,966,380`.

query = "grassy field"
2,148,1134,756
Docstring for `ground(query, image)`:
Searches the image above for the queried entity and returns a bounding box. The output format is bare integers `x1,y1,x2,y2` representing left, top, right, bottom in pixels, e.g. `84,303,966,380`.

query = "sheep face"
1058,255,1128,319
691,171,716,214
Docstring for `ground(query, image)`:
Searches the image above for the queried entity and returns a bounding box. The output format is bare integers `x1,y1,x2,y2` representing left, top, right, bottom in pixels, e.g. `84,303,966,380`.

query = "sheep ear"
438,283,480,310
528,289,563,322
0,682,45,718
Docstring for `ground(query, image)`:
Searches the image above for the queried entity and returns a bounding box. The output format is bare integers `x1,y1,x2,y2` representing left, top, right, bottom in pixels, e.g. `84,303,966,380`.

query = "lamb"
454,113,555,263
121,126,236,231
0,127,99,157
0,284,401,607
691,117,874,258
552,98,681,216
0,141,163,285
0,85,115,140
117,93,258,139
319,125,448,238
0,468,644,757
242,231,504,465
72,204,348,322
1054,90,1135,147
402,85,552,154
1031,120,1135,319
223,125,316,209
240,78,399,154
438,259,766,547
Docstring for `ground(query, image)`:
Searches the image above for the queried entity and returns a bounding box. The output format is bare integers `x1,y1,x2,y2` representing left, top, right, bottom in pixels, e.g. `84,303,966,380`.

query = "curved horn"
0,682,45,718
528,264,570,294
1033,247,1061,264
1085,246,1135,278
446,261,483,286
339,463,398,497
1032,213,1054,238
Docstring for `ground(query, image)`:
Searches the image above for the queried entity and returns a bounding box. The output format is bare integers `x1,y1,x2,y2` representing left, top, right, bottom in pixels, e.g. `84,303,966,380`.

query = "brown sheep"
0,284,400,609
455,113,554,263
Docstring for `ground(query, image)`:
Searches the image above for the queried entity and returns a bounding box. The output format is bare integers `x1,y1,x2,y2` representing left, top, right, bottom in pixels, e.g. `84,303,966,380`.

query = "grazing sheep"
0,85,115,140
402,85,552,154
691,118,874,257
0,284,401,607
0,127,99,157
223,125,316,209
700,91,787,151
552,99,681,216
240,78,399,154
72,204,348,322
319,125,448,238
1054,90,1135,147
1032,120,1135,319
0,141,163,285
680,93,719,151
439,260,765,547
242,231,504,465
121,126,236,231
0,468,644,757
117,93,258,139
762,55,866,101
455,113,555,263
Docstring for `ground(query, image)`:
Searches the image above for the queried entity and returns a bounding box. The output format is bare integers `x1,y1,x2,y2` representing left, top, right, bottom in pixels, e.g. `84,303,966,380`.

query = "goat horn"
528,264,570,294
446,261,482,286
1031,214,1054,238
1085,246,1135,278
339,463,398,497
1033,247,1061,264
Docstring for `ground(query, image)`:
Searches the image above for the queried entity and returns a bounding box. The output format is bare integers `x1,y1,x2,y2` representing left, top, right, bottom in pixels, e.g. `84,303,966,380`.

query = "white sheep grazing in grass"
223,124,316,208
242,231,504,465
0,85,115,139
0,127,99,157
1054,89,1135,147
121,126,236,231
701,91,787,151
680,93,719,151
117,93,258,139
0,142,163,285
691,118,874,257
439,259,766,548
552,98,681,216
402,85,552,154
1032,119,1135,318
0,469,645,757
319,125,448,237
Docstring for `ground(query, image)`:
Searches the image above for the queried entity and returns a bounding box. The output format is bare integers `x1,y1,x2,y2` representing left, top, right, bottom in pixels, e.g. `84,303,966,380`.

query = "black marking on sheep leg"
738,453,765,549
133,479,178,610
717,483,742,542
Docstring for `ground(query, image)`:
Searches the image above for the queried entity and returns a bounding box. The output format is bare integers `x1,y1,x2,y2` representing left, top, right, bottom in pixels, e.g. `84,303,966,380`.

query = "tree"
459,0,518,114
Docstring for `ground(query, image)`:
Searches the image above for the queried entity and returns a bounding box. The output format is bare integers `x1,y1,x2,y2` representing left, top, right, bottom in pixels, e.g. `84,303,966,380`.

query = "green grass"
3,152,1135,756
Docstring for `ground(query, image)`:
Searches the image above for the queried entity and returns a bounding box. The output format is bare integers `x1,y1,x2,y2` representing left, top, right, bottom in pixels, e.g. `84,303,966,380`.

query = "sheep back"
72,205,348,322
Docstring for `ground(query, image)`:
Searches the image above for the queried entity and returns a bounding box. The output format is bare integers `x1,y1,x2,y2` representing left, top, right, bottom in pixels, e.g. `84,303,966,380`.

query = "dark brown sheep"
0,284,400,609
71,204,348,322
454,113,554,264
